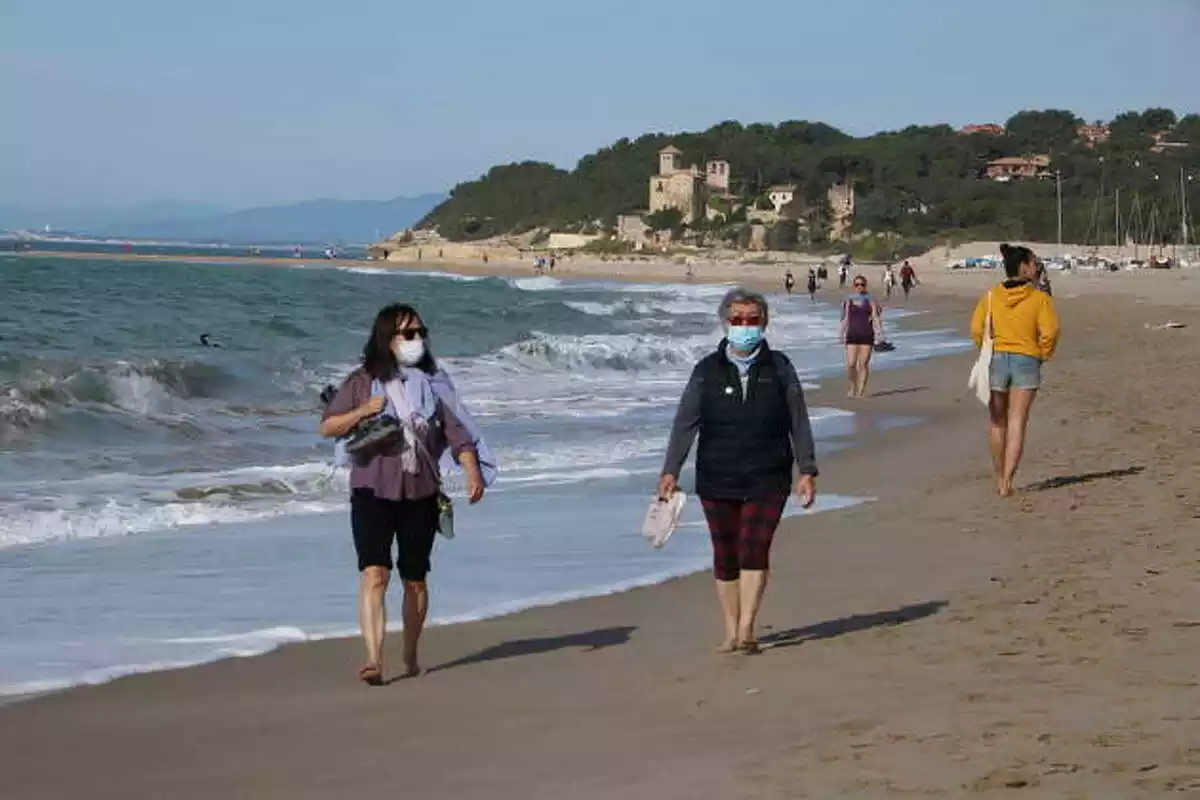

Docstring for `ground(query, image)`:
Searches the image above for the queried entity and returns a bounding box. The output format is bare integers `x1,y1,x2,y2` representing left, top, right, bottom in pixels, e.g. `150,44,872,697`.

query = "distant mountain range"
0,201,227,234
0,194,445,244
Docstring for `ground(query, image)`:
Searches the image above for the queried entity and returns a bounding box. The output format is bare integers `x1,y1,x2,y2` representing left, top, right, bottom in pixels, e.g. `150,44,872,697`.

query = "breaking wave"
0,358,234,424
494,331,712,373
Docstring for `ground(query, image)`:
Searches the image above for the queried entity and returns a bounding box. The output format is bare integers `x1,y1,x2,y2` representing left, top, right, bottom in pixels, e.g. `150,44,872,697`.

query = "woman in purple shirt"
321,304,485,684
841,275,884,398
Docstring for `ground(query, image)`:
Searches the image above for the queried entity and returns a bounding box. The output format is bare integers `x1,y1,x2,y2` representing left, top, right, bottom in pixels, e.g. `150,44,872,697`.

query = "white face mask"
393,338,425,367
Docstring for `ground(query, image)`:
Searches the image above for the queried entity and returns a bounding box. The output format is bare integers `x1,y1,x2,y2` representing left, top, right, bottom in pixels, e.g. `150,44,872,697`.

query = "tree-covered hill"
419,109,1199,245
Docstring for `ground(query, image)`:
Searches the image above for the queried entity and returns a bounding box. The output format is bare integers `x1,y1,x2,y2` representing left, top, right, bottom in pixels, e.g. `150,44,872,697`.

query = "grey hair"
718,287,769,326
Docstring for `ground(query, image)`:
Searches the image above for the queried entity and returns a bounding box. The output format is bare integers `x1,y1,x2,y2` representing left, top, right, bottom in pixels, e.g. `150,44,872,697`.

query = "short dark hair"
361,303,436,380
1000,243,1035,279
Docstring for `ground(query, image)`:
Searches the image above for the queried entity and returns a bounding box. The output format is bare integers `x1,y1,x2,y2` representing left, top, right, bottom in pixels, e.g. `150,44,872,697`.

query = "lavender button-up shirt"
323,370,477,501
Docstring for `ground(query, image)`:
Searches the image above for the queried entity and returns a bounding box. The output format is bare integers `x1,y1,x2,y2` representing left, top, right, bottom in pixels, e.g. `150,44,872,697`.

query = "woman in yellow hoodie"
971,244,1060,497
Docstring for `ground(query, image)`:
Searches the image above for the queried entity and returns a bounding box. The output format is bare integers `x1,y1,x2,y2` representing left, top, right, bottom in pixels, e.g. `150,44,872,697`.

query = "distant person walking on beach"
899,261,917,299
838,256,850,289
784,269,795,295
806,268,818,303
883,264,896,299
659,288,818,655
971,244,1060,498
1035,261,1053,296
320,304,491,684
841,276,883,397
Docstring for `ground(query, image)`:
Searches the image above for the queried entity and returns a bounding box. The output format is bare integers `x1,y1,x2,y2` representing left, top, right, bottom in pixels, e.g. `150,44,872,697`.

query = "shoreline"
10,245,1200,304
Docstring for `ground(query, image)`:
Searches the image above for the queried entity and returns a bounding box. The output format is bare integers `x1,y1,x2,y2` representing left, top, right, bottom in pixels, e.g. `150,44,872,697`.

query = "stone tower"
659,145,683,176
649,144,705,223
705,159,730,193
827,181,856,241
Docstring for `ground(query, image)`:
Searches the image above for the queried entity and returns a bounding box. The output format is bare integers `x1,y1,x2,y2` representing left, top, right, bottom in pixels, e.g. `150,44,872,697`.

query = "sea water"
0,255,969,694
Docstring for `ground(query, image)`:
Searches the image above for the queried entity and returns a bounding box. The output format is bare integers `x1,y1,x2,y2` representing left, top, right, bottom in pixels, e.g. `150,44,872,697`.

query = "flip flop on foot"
357,663,384,686
738,640,763,655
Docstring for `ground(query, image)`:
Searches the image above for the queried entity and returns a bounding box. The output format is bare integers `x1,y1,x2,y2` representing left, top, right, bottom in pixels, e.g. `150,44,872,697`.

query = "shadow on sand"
1022,465,1144,493
870,386,929,398
427,626,637,674
760,600,947,651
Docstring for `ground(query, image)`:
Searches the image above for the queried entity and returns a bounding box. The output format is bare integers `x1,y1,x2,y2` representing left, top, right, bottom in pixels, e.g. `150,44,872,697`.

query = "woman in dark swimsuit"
841,275,883,397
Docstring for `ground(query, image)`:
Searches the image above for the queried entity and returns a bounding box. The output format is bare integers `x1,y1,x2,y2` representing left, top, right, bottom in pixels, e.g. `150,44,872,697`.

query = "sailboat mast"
1056,170,1063,251
1115,187,1120,251
1182,167,1190,248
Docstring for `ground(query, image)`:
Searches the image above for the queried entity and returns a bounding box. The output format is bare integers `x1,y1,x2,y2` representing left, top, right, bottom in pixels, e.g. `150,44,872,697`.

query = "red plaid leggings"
700,494,789,581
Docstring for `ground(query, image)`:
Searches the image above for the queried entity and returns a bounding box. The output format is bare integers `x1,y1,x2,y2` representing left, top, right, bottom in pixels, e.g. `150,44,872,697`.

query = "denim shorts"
990,352,1042,391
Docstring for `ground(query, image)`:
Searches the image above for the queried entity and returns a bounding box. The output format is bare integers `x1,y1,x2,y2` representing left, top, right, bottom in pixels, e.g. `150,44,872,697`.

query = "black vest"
694,343,794,500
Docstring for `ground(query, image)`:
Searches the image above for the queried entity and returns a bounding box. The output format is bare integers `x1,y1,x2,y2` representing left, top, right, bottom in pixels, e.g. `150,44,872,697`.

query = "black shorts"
845,334,875,347
350,489,439,580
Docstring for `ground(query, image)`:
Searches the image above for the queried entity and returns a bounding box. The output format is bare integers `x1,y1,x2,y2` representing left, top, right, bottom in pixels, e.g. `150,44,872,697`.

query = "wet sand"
2,283,1199,797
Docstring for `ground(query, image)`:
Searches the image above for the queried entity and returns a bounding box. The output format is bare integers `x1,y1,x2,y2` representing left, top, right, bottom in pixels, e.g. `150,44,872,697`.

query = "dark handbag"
343,413,402,456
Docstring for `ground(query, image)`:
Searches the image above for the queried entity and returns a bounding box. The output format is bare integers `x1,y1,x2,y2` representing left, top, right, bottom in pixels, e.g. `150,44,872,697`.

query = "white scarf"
382,378,430,475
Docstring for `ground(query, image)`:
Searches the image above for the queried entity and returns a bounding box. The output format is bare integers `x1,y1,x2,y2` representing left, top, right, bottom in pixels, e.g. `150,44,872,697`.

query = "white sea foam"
509,276,563,291
0,495,346,549
0,493,873,699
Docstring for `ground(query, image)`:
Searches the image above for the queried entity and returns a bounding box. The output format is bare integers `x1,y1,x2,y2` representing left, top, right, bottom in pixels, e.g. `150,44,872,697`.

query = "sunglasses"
854,283,867,289
396,326,428,341
728,315,763,326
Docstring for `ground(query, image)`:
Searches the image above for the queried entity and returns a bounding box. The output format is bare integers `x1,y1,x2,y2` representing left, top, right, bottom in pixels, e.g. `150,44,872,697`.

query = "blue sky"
2,0,1197,209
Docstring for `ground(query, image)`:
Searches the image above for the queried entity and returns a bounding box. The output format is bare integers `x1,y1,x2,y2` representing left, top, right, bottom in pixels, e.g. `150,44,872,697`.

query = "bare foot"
357,662,384,686
714,639,739,655
737,640,763,655
998,482,1015,498
401,659,422,678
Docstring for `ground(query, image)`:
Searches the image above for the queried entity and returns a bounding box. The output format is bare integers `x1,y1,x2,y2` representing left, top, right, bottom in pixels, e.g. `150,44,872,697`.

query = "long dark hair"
999,243,1035,279
361,303,437,381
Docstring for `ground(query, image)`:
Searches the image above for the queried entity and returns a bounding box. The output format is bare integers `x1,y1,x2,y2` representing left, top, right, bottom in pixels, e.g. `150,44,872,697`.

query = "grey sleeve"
779,358,819,476
661,365,703,477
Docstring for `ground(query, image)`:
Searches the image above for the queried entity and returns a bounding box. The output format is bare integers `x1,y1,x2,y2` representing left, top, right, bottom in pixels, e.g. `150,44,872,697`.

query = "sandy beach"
2,265,1199,798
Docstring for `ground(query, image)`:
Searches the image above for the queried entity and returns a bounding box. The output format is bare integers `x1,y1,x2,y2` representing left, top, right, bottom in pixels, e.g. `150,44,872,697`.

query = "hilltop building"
767,184,796,213
985,155,1051,181
827,181,855,240
1077,123,1111,148
960,123,1005,136
706,159,731,193
648,145,734,223
1150,130,1189,154
649,146,705,222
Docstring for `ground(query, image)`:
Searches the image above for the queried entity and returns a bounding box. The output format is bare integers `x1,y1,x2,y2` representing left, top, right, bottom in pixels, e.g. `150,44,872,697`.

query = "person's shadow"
1021,466,1144,492
426,625,637,675
760,600,947,651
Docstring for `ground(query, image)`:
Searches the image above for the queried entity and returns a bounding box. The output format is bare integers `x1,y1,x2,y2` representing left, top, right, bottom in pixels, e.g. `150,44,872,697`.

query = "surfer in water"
199,333,222,349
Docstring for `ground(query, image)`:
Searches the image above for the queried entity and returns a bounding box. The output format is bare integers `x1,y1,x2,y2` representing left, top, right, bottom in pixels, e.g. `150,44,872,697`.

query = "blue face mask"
726,325,764,351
